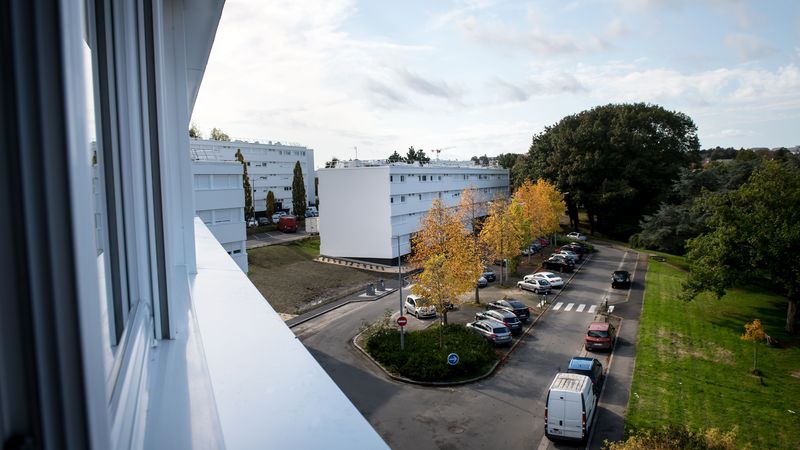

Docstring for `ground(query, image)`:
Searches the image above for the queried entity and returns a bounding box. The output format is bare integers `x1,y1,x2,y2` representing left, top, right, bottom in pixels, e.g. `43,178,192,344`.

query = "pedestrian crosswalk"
550,302,614,314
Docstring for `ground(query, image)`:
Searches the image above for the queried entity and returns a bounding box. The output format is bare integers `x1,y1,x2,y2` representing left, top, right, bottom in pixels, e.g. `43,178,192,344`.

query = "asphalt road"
292,242,644,450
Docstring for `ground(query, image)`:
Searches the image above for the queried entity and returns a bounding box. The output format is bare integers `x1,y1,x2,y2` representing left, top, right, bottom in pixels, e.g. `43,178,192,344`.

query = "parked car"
560,243,588,256
542,255,574,272
475,310,522,335
517,278,552,294
277,215,298,233
538,237,550,246
404,294,437,319
554,251,579,264
487,299,531,322
247,218,258,228
611,270,631,289
257,217,270,226
271,211,287,222
545,373,597,442
477,276,488,288
482,267,496,282
585,322,617,351
466,319,512,346
306,206,318,215
566,231,587,241
525,272,564,289
521,246,536,256
566,357,604,394
304,210,317,218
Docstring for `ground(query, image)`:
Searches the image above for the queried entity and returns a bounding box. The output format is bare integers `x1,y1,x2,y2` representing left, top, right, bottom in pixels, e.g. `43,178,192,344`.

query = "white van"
544,373,597,442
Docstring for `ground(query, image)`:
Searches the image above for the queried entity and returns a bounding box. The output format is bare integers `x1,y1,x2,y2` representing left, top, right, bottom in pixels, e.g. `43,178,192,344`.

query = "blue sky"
192,0,800,168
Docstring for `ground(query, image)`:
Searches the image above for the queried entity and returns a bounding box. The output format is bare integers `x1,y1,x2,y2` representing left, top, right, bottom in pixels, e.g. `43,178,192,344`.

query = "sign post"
397,316,407,327
397,235,405,351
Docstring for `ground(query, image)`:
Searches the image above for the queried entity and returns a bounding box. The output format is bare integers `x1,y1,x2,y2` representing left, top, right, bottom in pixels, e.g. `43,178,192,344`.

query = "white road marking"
565,303,575,311
588,305,597,313
537,435,551,450
576,304,586,312
553,302,563,311
608,305,615,313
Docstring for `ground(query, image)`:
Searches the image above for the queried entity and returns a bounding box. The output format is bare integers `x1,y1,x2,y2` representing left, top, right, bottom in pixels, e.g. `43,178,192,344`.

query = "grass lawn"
628,258,800,449
247,236,380,315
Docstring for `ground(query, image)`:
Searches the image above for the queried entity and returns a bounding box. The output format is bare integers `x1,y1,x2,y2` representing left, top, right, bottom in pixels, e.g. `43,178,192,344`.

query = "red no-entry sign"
397,316,408,327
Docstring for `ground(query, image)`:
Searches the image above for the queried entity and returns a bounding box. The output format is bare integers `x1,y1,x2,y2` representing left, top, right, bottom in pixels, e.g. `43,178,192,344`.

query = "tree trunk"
442,308,448,326
786,296,797,335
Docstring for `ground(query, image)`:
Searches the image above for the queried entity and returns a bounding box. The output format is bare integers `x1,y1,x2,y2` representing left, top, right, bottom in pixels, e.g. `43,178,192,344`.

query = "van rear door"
546,392,573,437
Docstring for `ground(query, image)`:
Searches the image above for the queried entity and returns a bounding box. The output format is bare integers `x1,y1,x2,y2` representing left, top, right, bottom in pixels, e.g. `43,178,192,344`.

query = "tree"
513,179,564,240
387,151,404,163
405,146,418,163
496,153,520,170
410,198,482,335
188,122,202,138
415,148,430,166
521,103,700,239
457,188,487,304
479,197,529,284
266,190,276,221
210,127,230,141
291,161,307,217
741,319,766,374
324,157,339,168
683,160,800,334
234,149,254,220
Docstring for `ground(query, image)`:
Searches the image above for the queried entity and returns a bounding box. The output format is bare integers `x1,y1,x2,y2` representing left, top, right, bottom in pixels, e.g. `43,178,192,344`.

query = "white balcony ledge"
144,219,387,449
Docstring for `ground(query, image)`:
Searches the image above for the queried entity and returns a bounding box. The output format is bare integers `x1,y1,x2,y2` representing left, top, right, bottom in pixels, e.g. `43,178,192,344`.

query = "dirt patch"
247,239,385,314
791,371,800,379
656,328,734,364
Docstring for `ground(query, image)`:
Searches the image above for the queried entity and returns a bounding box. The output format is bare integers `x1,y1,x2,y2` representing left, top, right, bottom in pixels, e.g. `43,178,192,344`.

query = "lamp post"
396,235,405,351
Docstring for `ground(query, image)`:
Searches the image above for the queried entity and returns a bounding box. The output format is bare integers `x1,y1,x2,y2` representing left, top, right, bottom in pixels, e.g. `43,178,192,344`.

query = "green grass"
365,324,497,382
627,259,800,449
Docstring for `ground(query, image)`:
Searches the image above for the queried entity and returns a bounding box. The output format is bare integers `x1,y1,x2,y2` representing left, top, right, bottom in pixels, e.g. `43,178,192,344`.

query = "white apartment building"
192,161,248,272
0,1,386,449
318,162,510,263
191,138,316,215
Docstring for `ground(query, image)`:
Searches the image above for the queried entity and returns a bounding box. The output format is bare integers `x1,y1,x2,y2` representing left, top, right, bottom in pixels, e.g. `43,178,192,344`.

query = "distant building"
192,161,248,272
317,161,509,264
191,138,316,215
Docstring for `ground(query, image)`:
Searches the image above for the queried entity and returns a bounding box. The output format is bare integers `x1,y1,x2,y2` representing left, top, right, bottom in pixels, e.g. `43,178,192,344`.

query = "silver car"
475,309,523,335
466,319,512,345
517,277,552,294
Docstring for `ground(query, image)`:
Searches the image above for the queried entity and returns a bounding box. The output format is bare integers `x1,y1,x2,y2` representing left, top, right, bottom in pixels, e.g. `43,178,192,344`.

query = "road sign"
396,316,408,327
447,353,459,366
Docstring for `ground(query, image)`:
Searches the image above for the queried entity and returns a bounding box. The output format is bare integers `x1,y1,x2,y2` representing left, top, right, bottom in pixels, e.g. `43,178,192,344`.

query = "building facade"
192,161,248,272
317,162,510,263
0,1,386,449
190,138,316,215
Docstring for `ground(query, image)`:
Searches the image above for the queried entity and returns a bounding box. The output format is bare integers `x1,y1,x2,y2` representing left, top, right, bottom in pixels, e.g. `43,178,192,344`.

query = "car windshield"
588,330,609,338
508,301,526,309
493,327,509,334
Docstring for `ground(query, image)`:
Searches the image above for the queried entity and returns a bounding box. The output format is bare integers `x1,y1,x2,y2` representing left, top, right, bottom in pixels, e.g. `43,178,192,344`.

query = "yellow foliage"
741,319,766,342
479,197,529,273
513,179,564,239
409,198,482,314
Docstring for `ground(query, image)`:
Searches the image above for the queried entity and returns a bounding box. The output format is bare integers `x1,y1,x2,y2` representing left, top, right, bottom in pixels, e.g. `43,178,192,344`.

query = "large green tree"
234,149,254,220
266,190,276,221
683,160,800,334
522,103,700,239
387,150,404,163
291,161,307,217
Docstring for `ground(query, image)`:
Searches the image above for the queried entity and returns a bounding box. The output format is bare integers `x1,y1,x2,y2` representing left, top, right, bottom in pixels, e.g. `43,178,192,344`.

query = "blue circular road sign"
447,353,459,366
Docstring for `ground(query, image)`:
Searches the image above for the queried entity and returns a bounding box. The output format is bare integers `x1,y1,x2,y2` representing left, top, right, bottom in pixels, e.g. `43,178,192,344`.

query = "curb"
287,288,398,328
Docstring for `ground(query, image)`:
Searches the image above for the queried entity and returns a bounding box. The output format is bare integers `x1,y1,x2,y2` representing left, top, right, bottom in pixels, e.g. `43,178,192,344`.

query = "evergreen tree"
291,161,307,217
266,191,276,221
235,149,254,220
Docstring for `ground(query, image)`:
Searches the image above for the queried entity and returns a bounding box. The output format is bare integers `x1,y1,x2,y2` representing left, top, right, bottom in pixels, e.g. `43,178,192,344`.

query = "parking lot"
292,242,645,449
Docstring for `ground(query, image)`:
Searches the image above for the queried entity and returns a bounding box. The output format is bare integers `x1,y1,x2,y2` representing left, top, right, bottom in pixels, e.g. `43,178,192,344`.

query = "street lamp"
396,235,405,351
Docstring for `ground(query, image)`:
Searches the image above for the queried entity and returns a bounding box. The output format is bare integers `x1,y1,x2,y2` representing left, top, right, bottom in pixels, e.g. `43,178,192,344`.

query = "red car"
277,215,298,233
585,322,616,351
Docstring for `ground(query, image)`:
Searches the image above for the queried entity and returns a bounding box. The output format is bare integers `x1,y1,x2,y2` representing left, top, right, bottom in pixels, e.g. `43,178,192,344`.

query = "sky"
191,0,800,169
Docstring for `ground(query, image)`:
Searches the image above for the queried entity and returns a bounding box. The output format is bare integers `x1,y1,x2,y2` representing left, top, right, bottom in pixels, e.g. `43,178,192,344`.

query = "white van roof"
549,373,590,393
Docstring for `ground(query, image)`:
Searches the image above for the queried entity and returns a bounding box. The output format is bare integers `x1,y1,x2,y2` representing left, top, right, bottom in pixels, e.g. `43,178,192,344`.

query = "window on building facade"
401,195,406,202
400,175,405,182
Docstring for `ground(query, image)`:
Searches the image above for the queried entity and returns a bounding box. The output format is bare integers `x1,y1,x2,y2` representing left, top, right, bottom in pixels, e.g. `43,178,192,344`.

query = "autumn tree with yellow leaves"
741,319,767,374
410,198,482,334
457,188,488,304
513,179,565,239
479,197,529,284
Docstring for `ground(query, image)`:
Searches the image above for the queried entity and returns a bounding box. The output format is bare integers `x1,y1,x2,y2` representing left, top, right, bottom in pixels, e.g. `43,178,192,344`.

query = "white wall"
193,161,248,272
318,167,392,259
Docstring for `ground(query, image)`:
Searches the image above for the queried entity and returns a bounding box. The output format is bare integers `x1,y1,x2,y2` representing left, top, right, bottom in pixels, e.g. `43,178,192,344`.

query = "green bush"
365,324,497,382
604,426,745,450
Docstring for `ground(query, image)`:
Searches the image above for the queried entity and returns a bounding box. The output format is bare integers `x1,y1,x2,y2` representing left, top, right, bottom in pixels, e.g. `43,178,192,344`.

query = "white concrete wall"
318,167,392,260
318,164,509,261
193,161,248,272
190,139,315,213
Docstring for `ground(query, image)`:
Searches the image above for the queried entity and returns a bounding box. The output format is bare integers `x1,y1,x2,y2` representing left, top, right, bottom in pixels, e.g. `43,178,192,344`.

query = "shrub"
365,324,497,382
604,426,746,450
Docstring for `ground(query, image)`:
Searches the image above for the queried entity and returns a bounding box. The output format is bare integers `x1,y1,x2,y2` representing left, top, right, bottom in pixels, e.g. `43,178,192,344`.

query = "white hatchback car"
517,277,552,294
567,231,587,241
525,272,564,289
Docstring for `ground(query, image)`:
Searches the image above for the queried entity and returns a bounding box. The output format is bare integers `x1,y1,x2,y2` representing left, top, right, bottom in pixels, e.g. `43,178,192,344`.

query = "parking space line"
564,303,574,311
576,304,586,312
552,302,563,311
588,305,597,314
608,305,615,313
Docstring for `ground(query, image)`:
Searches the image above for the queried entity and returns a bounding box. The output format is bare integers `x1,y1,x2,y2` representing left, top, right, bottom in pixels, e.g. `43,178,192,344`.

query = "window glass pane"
195,174,210,189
